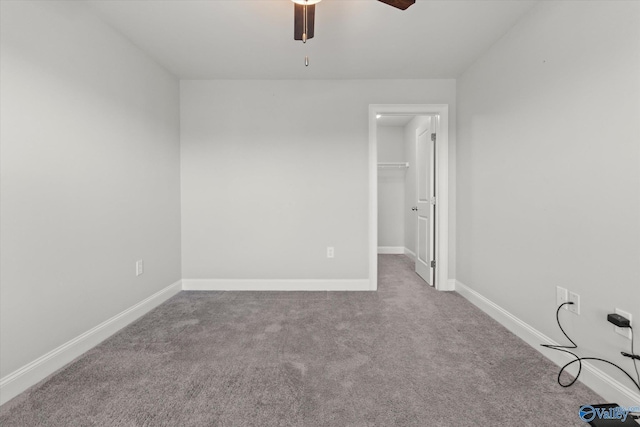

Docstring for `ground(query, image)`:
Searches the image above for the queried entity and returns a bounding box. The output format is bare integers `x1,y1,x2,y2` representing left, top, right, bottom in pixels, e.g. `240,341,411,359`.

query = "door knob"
411,207,418,211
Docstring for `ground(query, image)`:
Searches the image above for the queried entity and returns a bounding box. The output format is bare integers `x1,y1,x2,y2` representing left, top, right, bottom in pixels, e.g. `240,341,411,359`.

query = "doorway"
369,104,451,291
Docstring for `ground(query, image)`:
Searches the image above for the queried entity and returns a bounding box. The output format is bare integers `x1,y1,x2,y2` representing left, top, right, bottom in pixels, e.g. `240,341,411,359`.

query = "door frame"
369,104,452,291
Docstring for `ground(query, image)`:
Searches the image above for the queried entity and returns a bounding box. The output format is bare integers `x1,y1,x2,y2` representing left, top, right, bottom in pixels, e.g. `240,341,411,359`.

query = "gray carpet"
1,255,605,426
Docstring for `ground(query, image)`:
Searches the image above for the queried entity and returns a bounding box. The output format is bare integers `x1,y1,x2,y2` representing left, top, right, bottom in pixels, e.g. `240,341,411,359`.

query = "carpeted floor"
1,255,605,426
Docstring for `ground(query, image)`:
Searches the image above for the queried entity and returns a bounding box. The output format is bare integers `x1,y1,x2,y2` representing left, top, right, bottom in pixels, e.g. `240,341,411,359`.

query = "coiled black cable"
541,302,640,393
626,325,640,387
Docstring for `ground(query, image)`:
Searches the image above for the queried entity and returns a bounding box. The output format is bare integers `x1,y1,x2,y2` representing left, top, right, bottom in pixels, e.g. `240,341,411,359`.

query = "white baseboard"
182,279,372,292
454,280,640,407
404,247,416,260
0,280,182,406
378,246,405,254
444,279,457,292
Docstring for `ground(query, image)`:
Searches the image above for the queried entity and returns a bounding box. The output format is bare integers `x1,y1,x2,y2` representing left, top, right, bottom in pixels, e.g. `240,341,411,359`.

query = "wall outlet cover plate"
614,308,632,340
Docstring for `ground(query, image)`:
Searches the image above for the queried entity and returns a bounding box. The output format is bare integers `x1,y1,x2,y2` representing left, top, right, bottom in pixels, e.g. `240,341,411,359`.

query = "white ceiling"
87,0,537,79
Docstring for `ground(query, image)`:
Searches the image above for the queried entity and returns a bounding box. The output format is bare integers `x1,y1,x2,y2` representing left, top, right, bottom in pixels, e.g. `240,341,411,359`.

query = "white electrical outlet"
614,308,632,339
567,291,580,315
556,286,568,308
327,247,334,259
136,259,144,276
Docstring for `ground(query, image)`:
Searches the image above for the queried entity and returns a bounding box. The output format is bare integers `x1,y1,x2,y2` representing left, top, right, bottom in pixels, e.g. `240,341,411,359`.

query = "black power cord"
541,302,640,393
624,326,640,387
624,326,640,421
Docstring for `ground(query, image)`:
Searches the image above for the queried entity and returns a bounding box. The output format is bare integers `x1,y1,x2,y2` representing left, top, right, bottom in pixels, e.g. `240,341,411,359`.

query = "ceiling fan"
292,0,416,43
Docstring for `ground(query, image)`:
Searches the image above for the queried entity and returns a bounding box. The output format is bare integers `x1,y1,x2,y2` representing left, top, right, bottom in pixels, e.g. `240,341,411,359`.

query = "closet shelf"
377,162,409,169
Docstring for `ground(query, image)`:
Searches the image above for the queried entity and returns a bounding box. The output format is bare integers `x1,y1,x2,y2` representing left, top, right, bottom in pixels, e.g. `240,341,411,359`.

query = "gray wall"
0,1,182,377
377,126,405,248
457,0,639,391
180,80,456,281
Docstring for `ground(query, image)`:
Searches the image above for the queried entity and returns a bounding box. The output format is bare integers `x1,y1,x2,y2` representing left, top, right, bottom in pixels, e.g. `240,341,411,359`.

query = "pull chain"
303,1,309,66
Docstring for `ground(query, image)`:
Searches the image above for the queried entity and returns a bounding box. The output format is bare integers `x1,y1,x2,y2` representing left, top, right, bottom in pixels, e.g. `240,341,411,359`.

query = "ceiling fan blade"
294,3,315,41
377,0,415,10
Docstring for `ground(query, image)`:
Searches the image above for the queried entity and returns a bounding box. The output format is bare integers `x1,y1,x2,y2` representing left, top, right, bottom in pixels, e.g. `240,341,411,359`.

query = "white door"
414,125,436,286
